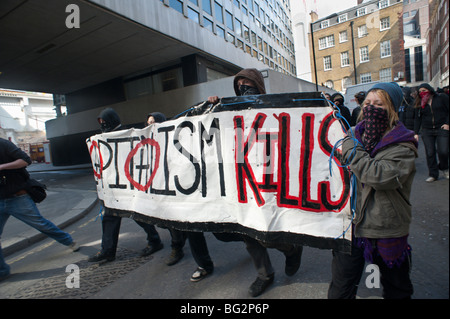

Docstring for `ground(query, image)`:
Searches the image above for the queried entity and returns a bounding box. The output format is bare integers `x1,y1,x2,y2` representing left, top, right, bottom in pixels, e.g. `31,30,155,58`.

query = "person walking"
328,82,417,299
147,111,187,266
88,108,163,263
413,83,449,182
208,68,303,297
1,138,79,281
398,87,415,131
331,93,352,130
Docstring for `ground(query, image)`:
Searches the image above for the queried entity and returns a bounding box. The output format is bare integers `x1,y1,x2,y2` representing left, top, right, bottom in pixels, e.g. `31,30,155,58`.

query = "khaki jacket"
342,138,418,238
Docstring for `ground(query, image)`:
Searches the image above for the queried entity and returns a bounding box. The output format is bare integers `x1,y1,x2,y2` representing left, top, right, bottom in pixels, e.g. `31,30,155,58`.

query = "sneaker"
443,170,449,180
88,251,115,263
248,274,274,297
69,242,80,252
165,248,184,266
140,242,163,257
190,267,212,282
285,246,303,276
425,176,436,182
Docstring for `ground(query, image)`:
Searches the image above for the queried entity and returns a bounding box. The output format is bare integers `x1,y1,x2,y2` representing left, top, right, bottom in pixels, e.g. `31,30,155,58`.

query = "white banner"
87,93,352,251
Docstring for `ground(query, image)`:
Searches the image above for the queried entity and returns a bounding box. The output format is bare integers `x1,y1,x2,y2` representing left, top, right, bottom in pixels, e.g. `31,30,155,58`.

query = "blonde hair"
357,89,399,128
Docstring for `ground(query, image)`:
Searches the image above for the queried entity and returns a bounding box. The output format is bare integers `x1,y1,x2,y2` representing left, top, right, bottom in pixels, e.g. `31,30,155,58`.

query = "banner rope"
327,101,366,240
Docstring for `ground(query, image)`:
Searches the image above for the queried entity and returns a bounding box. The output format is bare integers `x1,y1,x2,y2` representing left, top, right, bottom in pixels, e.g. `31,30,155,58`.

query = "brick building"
309,0,405,92
427,0,449,88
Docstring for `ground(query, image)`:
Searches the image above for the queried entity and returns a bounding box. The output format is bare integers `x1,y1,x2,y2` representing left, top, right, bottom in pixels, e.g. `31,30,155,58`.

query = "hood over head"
147,112,166,123
97,108,121,132
233,68,266,96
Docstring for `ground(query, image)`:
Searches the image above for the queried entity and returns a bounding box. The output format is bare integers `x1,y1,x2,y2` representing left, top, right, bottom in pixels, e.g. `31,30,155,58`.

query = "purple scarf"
356,236,411,268
354,120,418,158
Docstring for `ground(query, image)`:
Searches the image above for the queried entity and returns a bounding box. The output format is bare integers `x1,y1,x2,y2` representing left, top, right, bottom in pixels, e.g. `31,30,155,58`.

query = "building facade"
0,0,308,165
309,0,405,93
403,0,429,38
427,0,449,88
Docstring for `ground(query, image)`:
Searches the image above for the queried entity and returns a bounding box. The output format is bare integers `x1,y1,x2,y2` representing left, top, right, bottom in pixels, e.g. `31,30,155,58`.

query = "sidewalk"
2,163,98,257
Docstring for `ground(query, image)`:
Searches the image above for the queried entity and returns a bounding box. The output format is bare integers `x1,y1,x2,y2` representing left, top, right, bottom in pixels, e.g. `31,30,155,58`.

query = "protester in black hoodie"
88,108,164,263
204,69,303,297
331,93,352,130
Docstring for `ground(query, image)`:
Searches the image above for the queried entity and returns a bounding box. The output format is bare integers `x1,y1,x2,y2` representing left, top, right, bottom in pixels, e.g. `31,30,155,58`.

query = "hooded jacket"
413,84,449,133
98,108,122,132
342,121,418,238
146,112,166,124
233,68,266,96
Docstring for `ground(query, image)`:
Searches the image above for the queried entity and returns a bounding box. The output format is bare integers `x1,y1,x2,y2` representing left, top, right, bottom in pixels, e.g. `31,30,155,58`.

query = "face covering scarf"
239,85,260,96
362,105,389,154
419,91,431,109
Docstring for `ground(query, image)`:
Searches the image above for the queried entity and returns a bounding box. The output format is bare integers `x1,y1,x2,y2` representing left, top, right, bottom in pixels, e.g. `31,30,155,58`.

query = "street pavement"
0,143,448,301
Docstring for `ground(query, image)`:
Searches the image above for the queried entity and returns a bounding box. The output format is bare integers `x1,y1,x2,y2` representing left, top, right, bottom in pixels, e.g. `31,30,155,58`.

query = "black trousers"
101,211,161,255
328,243,413,299
187,232,214,273
421,128,449,178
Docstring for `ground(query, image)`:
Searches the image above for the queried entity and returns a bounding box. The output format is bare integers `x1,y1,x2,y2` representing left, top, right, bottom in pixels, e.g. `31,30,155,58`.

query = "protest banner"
87,92,352,252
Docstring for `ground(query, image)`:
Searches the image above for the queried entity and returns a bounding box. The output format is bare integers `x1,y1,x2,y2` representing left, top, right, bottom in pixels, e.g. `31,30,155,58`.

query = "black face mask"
100,122,112,133
239,85,260,96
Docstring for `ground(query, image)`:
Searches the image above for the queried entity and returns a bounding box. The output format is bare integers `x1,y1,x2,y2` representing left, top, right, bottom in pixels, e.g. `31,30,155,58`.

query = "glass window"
380,40,391,57
342,77,352,91
379,0,389,9
235,18,242,37
324,56,332,70
203,0,212,15
203,17,213,31
251,31,257,47
319,35,334,50
216,26,225,38
189,0,198,5
170,0,183,14
215,2,223,24
357,7,367,16
243,25,250,42
360,46,369,62
379,68,392,82
226,11,234,30
339,31,348,42
188,7,199,23
358,25,368,37
360,72,372,83
380,17,390,31
341,51,350,67
227,32,235,44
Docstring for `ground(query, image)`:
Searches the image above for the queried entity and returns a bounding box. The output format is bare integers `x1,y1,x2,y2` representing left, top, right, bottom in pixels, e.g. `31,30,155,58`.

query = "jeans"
421,128,449,178
0,194,73,276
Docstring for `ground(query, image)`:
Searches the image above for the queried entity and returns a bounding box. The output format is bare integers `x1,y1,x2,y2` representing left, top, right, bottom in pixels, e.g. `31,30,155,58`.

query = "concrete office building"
0,0,325,166
309,0,405,93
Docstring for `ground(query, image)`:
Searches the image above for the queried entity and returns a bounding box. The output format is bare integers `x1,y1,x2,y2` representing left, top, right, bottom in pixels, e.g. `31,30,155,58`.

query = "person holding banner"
147,112,187,267
88,108,164,263
208,68,303,297
328,82,418,299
